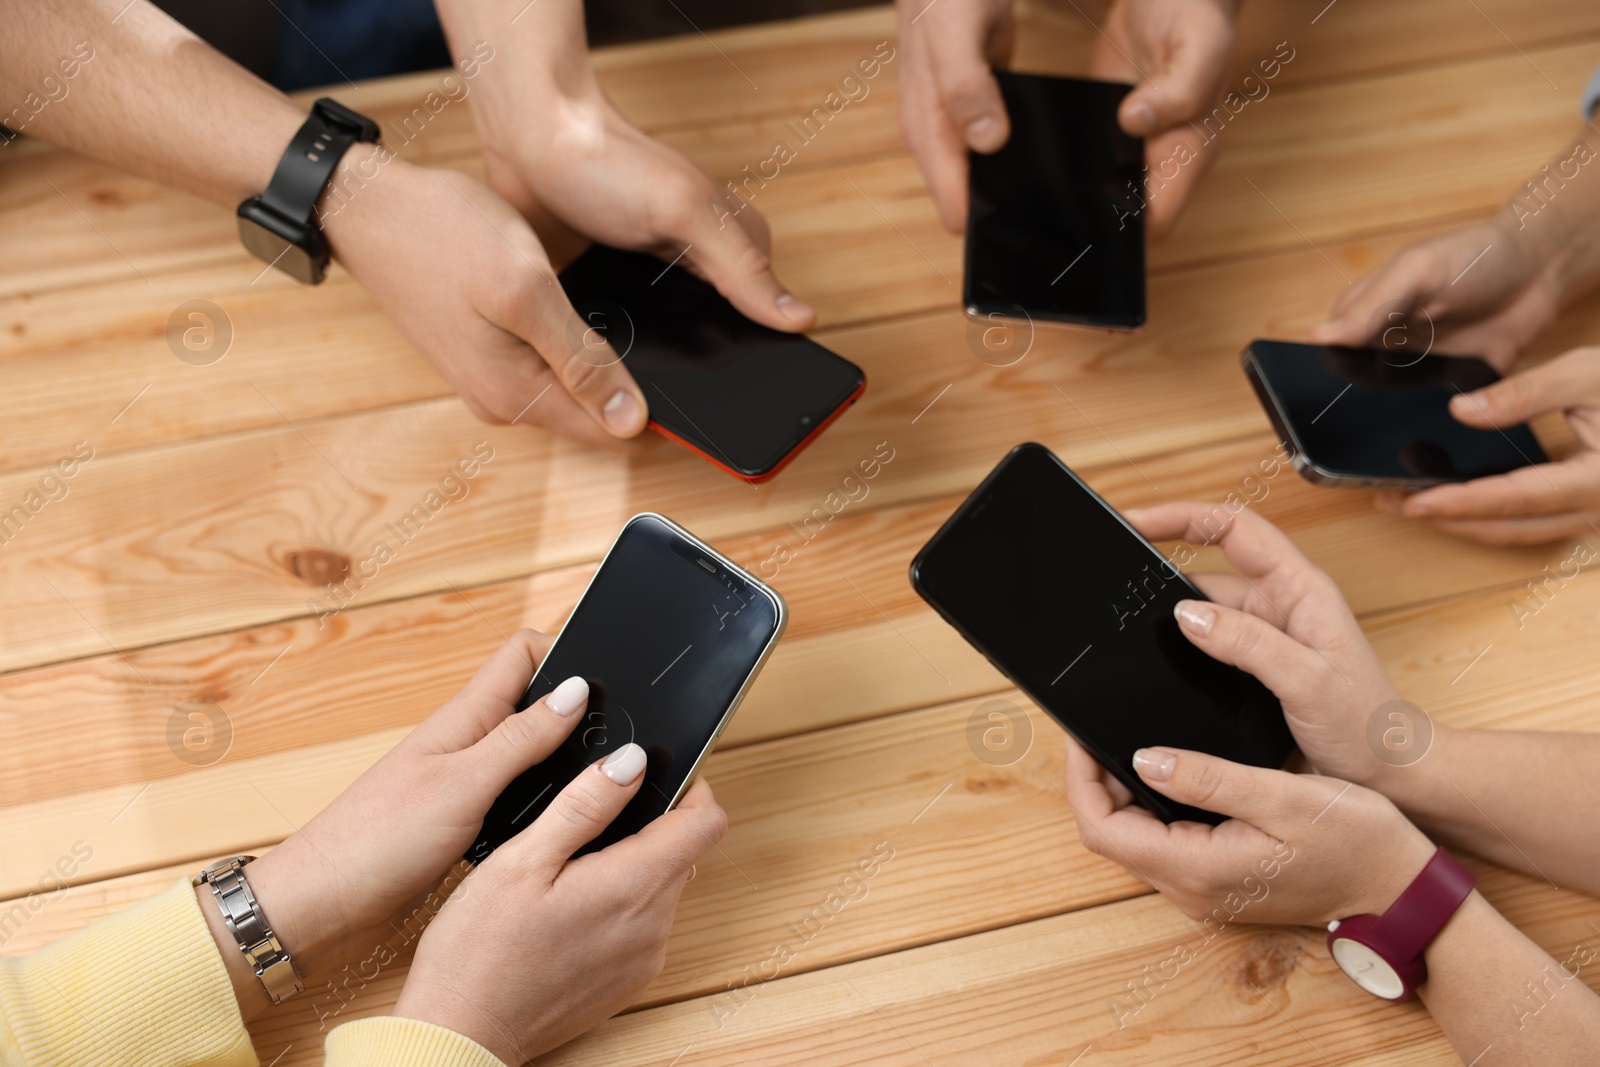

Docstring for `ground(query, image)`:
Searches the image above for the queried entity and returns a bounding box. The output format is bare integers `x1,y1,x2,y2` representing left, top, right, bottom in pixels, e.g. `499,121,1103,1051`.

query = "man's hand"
895,0,1237,237
323,148,647,444
1088,0,1238,238
433,0,814,335
895,0,1016,233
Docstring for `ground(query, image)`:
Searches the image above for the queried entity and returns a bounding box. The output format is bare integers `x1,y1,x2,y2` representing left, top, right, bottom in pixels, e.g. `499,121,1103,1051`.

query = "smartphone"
909,444,1295,825
558,245,866,483
964,71,1146,331
1242,340,1548,488
467,513,787,862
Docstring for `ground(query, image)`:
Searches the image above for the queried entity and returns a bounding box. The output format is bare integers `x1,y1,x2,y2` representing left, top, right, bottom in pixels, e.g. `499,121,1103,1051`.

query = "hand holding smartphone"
559,246,866,482
469,514,787,862
1242,340,1548,488
910,444,1295,824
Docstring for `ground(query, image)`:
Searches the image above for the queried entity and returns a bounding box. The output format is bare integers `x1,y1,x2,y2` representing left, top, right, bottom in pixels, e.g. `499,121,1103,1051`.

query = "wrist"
194,847,336,1022
1343,823,1437,918
1362,717,1457,812
319,142,407,263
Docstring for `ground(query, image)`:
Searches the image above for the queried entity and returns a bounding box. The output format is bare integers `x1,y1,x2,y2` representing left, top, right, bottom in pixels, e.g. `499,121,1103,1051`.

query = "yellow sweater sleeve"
324,1017,507,1067
0,877,257,1067
0,875,508,1067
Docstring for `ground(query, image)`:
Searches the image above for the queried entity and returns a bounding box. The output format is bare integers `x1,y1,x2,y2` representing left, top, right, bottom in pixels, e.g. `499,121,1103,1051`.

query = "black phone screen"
965,72,1146,329
469,514,783,862
558,246,865,479
1246,340,1547,484
910,444,1293,824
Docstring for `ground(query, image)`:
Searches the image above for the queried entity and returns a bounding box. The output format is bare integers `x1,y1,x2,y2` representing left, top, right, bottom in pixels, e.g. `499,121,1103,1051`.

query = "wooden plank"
7,15,1599,304
0,696,1142,947
6,210,1600,670
9,23,1600,470
7,471,1600,888
6,844,1592,1067
10,441,1600,810
538,865,1600,1067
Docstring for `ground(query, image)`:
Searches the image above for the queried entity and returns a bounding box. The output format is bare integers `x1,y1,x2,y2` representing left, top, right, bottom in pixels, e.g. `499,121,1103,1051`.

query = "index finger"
1123,502,1314,583
1403,457,1600,520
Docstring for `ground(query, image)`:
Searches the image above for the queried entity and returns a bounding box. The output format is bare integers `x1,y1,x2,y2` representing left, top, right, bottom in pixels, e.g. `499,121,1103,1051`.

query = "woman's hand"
393,766,726,1065
322,151,648,443
1374,346,1600,544
1123,503,1411,790
1310,219,1558,372
1065,739,1434,926
241,630,594,990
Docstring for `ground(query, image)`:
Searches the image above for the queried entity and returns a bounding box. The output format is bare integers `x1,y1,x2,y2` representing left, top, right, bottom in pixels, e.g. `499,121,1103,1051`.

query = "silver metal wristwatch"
194,855,306,1005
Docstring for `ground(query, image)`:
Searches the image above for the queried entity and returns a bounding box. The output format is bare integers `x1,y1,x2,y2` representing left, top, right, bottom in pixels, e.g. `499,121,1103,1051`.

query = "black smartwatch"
237,98,380,285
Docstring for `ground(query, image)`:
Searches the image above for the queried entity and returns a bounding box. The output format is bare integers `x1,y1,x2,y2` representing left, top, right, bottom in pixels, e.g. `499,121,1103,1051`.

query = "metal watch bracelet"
194,855,306,1005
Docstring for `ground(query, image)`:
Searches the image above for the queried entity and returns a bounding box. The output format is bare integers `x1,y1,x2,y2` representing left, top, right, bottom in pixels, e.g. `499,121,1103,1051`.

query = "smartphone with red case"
558,245,866,482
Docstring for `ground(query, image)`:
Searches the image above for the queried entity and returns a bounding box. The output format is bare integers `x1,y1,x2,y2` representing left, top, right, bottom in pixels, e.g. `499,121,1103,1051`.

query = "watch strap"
258,98,380,229
1374,847,1475,962
195,855,305,1005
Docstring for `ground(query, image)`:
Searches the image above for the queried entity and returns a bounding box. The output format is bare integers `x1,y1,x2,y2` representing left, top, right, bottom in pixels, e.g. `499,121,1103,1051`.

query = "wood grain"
4,3,1600,1065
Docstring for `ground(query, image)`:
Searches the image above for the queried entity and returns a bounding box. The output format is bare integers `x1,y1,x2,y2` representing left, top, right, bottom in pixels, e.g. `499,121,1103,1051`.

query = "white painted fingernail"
1174,600,1215,636
547,676,588,717
1132,747,1176,782
601,742,646,786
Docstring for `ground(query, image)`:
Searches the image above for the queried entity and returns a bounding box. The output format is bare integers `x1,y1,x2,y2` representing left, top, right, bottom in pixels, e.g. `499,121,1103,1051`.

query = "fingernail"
965,115,998,146
776,292,813,323
1308,322,1336,341
1174,599,1215,636
1406,498,1433,518
547,676,588,717
1132,747,1176,782
603,390,642,434
601,742,646,786
1125,100,1157,131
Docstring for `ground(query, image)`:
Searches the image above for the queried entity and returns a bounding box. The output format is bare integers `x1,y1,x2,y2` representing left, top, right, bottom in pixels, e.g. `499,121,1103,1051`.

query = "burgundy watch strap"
1373,847,1475,962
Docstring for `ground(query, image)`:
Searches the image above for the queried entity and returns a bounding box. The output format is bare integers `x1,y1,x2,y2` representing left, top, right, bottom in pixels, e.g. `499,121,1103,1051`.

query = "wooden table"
4,2,1600,1063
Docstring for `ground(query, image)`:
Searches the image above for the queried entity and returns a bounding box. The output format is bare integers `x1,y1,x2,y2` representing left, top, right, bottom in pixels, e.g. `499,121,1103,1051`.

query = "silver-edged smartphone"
467,513,787,862
1241,339,1547,489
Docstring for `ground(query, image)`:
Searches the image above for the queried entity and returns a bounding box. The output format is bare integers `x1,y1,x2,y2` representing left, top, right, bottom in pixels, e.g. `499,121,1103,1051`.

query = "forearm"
0,0,301,207
431,0,596,142
1499,121,1600,304
1418,890,1600,1063
0,879,256,1067
1379,726,1600,895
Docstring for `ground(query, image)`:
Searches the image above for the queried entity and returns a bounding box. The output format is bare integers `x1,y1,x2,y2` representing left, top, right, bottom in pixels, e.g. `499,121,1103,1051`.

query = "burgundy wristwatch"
1326,847,1475,1001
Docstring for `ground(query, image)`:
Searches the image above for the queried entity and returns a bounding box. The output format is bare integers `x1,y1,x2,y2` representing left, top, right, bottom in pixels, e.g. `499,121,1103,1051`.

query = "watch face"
237,203,325,284
1331,937,1405,999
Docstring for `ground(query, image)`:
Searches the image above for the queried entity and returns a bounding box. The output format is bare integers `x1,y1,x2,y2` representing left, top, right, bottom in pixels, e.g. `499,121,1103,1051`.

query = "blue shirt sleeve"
1583,60,1600,120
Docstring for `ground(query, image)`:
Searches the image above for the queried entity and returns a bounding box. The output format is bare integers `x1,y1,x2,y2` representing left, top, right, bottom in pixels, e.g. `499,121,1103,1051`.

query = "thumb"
921,19,1009,153
1172,599,1323,703
1130,746,1304,826
1120,32,1231,136
1449,348,1600,428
